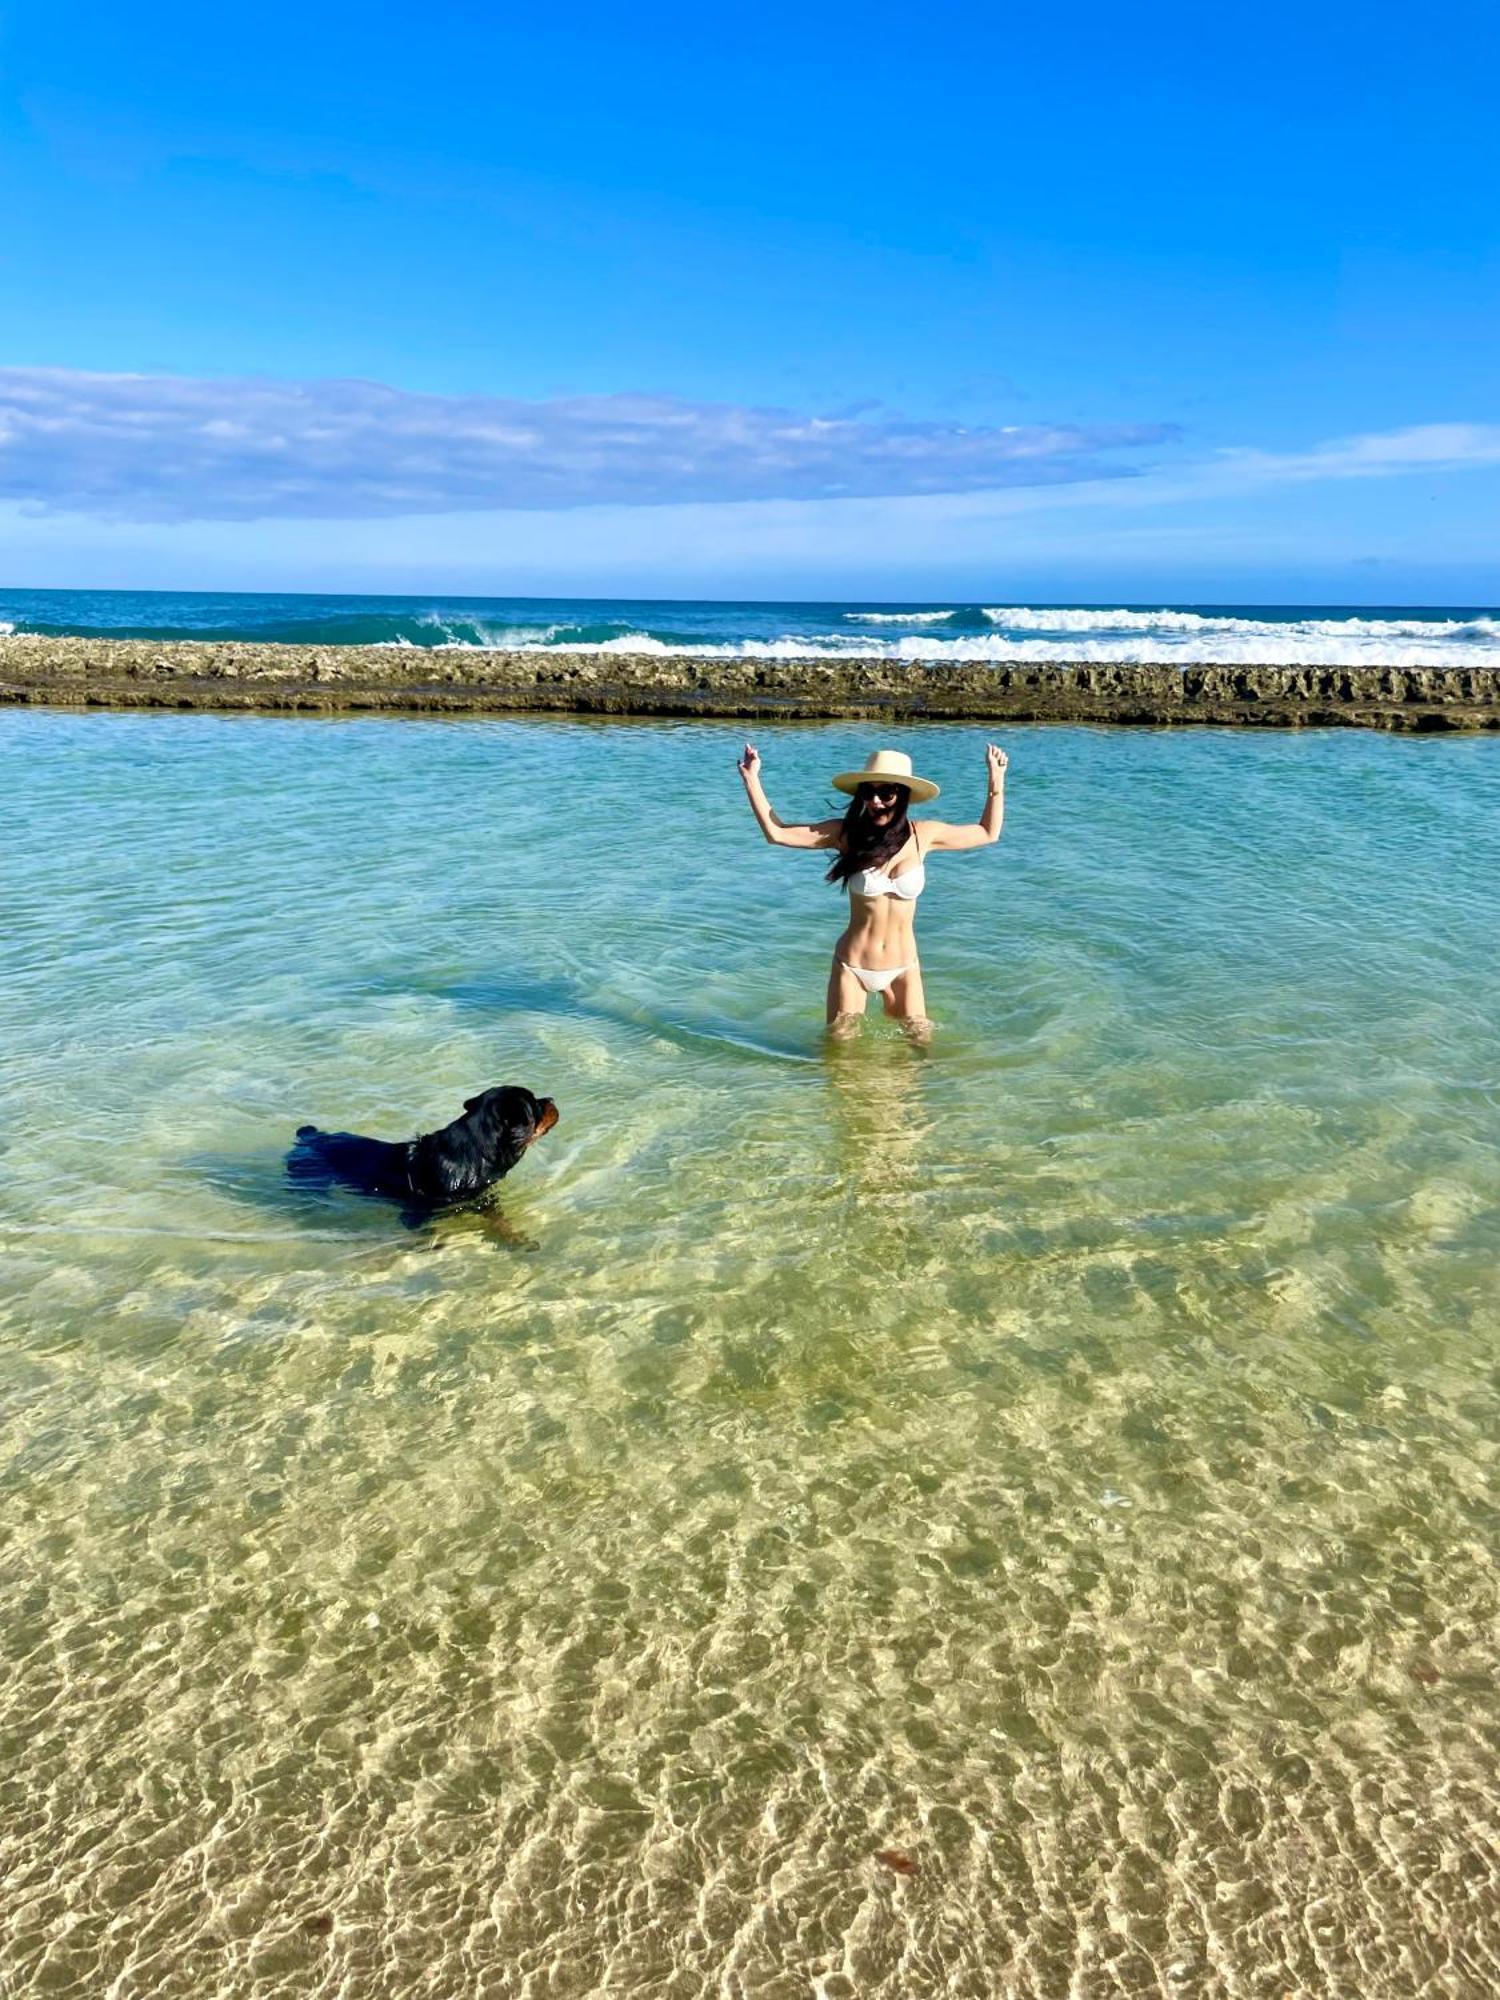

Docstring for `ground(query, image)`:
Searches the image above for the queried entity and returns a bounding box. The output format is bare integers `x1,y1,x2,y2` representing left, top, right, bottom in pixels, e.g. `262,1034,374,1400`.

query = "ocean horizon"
4,585,1499,670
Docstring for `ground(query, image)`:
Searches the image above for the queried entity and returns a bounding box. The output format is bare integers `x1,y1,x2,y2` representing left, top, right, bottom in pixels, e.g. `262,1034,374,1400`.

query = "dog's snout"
532,1099,560,1141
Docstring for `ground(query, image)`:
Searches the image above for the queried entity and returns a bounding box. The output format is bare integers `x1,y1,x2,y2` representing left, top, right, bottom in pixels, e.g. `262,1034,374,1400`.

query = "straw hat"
831,747,940,805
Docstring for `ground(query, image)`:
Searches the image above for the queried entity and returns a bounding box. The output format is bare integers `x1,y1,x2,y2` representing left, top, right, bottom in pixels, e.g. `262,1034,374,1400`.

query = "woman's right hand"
737,741,762,782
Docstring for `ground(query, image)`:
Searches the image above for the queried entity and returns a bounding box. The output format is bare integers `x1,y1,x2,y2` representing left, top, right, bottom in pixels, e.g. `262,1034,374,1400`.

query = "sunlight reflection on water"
2,711,1499,1995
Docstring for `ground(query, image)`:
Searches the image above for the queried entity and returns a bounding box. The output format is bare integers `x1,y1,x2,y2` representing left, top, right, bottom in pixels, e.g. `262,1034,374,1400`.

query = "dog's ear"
475,1088,543,1175
464,1085,535,1120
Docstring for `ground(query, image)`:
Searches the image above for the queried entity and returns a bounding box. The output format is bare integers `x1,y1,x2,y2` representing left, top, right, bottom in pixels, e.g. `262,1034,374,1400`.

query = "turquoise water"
3,709,1499,1996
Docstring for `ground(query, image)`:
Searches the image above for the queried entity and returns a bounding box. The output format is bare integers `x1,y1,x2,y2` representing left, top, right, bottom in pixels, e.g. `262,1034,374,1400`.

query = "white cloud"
0,365,1175,521
1213,423,1500,485
1,405,1493,600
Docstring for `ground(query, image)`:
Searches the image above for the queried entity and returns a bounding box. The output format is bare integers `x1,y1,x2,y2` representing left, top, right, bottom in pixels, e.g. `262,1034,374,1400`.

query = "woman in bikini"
736,741,1008,1039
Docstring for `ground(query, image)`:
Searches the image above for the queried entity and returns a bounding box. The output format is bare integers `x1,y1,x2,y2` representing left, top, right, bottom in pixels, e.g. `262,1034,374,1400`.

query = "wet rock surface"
3,634,1498,729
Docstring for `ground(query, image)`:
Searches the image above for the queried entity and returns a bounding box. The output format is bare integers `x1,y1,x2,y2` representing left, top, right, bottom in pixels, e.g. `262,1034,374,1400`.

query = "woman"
737,740,1008,1039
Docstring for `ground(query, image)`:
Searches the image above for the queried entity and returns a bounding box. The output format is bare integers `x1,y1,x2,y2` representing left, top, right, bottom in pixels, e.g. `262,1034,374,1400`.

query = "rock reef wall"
3,634,1498,730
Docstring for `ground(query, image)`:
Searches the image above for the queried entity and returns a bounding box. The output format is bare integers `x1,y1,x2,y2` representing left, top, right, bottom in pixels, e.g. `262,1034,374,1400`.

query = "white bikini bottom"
842,960,914,996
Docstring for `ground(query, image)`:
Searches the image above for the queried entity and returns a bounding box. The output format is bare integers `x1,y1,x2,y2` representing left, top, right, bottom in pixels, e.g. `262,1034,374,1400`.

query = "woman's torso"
838,832,925,966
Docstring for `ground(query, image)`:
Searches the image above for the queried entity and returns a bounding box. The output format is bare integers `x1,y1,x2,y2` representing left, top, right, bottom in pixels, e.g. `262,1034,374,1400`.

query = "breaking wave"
843,609,960,625
2,592,1497,668
982,606,1500,642
464,613,1500,670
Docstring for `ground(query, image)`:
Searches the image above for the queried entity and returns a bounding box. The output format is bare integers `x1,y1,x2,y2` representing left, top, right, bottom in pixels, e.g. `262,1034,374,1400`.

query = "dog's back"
287,1124,412,1201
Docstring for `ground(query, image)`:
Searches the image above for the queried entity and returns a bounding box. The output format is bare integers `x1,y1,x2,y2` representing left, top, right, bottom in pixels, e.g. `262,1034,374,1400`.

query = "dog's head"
458,1085,560,1178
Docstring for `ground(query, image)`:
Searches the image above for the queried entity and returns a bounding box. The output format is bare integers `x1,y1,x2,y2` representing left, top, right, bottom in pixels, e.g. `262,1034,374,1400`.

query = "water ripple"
2,711,1499,1994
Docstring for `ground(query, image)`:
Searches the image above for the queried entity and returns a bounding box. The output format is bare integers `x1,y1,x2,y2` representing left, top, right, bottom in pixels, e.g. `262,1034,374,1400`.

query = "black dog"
287,1085,558,1221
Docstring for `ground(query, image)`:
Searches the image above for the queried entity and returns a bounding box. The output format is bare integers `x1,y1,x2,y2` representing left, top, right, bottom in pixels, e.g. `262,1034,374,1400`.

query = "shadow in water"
190,1149,405,1232
186,1149,538,1251
342,967,823,1067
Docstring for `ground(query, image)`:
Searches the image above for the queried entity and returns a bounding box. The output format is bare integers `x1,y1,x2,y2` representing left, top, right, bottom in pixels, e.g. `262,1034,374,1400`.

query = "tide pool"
2,709,1498,1996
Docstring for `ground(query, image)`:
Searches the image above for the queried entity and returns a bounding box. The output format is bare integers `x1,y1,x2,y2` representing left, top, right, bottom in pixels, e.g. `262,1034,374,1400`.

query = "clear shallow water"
4,584,1500,667
3,709,1499,1997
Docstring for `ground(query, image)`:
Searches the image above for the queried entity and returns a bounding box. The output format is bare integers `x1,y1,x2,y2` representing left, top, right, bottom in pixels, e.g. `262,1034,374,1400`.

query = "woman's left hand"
986,741,1009,786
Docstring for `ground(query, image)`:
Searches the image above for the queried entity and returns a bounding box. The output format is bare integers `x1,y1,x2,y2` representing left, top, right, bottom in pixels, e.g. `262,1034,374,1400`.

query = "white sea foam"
986,606,1265,633
426,616,567,648
379,621,565,651
485,627,1500,668
983,606,1500,641
418,629,677,655
0,621,14,636
577,632,673,655
474,623,565,647
844,609,957,624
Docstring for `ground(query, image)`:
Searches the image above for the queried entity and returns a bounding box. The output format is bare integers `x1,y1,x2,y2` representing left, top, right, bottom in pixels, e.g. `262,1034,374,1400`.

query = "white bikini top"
847,846,926,901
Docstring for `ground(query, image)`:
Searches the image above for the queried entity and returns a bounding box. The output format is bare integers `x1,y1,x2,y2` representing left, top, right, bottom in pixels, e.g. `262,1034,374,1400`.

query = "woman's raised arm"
737,742,841,849
921,742,1008,851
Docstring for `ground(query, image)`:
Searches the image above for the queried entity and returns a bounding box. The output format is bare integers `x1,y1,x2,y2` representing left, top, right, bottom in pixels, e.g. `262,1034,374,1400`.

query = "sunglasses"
858,784,906,805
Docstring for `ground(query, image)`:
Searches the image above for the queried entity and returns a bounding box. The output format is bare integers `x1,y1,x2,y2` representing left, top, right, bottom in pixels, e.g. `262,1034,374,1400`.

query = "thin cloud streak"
843,422,1500,528
1216,424,1500,484
0,366,1175,521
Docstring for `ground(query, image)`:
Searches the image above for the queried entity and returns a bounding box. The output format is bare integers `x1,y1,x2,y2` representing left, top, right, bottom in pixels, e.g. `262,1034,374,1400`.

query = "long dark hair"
825,784,913,888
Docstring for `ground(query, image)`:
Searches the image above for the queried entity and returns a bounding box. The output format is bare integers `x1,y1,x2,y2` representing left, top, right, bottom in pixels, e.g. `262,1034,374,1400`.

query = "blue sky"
2,0,1497,600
